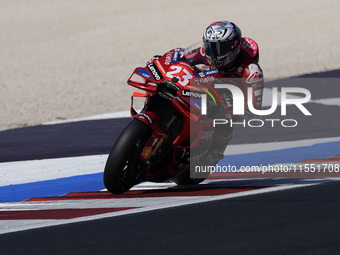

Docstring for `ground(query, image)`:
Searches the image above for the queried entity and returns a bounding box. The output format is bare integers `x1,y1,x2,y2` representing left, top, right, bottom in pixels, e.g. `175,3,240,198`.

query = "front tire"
104,119,151,194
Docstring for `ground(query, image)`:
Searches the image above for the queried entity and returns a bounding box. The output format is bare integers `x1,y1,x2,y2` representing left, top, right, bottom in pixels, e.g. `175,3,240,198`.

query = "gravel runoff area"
1,0,339,131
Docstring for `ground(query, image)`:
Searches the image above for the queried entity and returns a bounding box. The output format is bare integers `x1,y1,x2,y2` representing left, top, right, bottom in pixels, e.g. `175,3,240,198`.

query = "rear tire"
104,119,151,194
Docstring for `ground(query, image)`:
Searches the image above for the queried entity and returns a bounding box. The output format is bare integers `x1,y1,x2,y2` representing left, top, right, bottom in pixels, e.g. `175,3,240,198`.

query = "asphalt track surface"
1,70,340,254
1,182,340,255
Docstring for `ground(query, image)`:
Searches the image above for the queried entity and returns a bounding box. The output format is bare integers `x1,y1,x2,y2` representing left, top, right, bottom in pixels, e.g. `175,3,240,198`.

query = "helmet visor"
203,40,239,60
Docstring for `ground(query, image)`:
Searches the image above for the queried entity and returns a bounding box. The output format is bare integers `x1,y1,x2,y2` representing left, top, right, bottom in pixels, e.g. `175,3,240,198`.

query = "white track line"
0,182,320,235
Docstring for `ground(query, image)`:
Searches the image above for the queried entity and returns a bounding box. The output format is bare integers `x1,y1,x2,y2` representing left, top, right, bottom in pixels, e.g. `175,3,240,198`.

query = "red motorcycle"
104,45,224,194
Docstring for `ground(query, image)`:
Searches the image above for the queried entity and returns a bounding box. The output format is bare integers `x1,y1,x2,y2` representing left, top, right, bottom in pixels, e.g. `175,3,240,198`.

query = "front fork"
131,94,184,167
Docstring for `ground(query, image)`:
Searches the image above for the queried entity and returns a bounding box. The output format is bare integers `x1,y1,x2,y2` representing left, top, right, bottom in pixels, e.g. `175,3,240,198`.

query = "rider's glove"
146,55,162,65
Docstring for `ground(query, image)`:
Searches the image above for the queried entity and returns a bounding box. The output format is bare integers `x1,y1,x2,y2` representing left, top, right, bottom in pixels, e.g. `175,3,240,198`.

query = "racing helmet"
203,20,242,68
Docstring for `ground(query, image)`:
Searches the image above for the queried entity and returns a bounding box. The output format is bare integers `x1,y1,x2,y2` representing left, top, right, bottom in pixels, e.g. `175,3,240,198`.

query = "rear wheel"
103,119,151,194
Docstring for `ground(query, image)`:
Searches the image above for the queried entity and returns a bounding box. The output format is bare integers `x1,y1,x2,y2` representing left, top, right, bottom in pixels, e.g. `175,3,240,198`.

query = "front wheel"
103,119,152,194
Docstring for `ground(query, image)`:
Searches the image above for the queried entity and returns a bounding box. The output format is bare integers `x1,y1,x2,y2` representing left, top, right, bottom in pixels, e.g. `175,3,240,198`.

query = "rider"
148,20,264,165
182,20,264,164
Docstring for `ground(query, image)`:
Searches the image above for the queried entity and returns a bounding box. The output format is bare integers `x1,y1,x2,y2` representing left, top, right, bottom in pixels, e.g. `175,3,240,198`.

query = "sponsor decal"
147,63,163,81
158,92,172,101
172,48,181,64
143,147,152,159
139,112,153,124
204,69,219,76
175,96,189,107
242,39,253,50
195,69,219,78
165,51,173,65
200,46,205,56
246,64,263,84
198,76,215,84
164,80,180,91
182,89,204,98
186,98,201,109
216,53,230,60
253,83,264,90
246,72,263,84
254,89,263,96
178,61,195,72
137,69,152,79
154,59,166,75
152,134,168,156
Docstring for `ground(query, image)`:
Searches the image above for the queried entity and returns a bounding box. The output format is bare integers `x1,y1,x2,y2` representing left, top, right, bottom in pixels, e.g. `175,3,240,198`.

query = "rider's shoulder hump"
240,37,259,63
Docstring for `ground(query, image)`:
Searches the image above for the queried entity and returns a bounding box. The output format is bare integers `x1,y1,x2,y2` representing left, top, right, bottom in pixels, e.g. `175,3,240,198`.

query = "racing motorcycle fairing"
105,47,225,191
